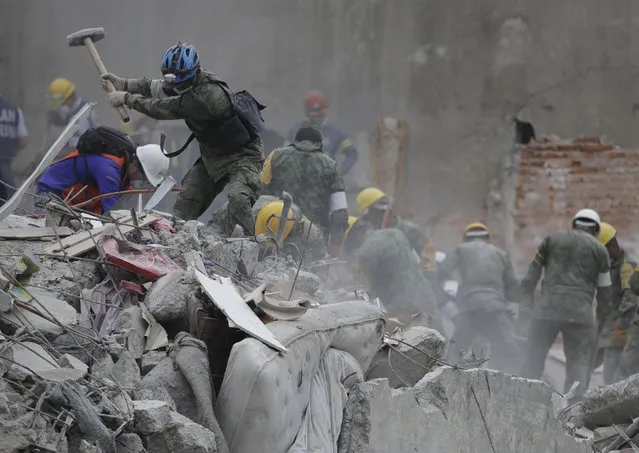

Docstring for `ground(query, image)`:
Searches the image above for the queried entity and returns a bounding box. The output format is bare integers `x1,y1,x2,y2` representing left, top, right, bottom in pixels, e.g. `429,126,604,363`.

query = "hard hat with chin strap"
357,188,387,215
48,78,75,108
136,144,170,187
598,222,617,246
255,200,295,241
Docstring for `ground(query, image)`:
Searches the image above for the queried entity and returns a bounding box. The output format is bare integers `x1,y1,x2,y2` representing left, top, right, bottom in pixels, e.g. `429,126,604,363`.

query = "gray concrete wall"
2,0,639,228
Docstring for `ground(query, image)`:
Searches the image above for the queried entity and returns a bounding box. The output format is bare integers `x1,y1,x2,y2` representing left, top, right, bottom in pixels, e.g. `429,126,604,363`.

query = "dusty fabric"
394,216,437,275
262,142,348,243
616,325,639,381
521,229,611,325
438,240,518,313
600,250,635,348
357,228,437,315
520,319,595,397
86,279,134,337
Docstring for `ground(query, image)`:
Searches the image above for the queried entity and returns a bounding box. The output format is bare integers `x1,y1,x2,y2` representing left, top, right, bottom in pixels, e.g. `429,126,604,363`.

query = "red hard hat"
304,91,327,117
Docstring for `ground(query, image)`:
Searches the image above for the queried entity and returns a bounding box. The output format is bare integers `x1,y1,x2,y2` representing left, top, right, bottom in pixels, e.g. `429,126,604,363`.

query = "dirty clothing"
597,250,635,383
285,120,357,176
357,228,437,317
616,325,639,381
520,229,612,397
261,141,348,246
207,195,326,260
439,240,519,312
521,229,612,325
394,216,437,275
438,240,519,371
520,319,595,394
125,72,263,233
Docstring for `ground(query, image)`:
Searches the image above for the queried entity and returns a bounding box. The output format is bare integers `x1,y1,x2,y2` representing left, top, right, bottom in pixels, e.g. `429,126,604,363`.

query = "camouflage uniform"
207,195,326,260
614,265,639,380
520,229,612,396
124,72,264,234
438,240,520,372
394,216,437,277
596,250,635,384
357,228,438,324
261,141,348,247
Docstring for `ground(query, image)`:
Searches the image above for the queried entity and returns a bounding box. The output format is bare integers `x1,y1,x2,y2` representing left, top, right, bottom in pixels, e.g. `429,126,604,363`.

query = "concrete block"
4,342,58,381
115,305,146,359
116,433,144,453
144,271,196,322
3,288,77,336
137,384,177,411
132,400,171,435
90,348,115,380
366,327,446,387
112,350,141,390
338,368,591,453
140,350,166,375
140,357,197,422
579,374,639,429
145,411,218,453
59,353,89,374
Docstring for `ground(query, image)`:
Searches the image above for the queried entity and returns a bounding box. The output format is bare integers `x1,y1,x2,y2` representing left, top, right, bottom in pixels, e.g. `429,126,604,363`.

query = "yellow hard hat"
346,216,358,235
255,201,295,241
463,222,490,240
357,188,386,215
599,222,617,245
47,78,75,108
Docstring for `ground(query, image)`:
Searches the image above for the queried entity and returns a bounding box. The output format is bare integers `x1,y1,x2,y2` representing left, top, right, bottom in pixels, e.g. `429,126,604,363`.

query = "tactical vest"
0,98,22,161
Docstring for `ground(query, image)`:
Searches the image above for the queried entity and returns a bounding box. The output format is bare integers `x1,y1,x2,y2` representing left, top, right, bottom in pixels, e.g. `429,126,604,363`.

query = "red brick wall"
514,137,639,270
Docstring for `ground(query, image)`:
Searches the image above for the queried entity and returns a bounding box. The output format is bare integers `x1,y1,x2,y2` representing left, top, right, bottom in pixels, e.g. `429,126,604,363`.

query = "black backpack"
77,126,136,160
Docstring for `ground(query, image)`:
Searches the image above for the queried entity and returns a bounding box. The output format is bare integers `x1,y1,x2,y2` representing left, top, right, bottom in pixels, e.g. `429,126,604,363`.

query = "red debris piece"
151,218,177,234
100,236,182,280
120,280,147,295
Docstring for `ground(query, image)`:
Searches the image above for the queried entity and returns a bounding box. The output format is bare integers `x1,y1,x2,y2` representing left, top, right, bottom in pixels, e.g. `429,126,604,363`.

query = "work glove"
107,91,130,108
100,73,127,91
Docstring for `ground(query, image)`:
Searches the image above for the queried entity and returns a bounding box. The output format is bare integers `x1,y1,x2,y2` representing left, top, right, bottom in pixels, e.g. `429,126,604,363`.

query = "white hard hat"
573,208,601,227
136,144,170,187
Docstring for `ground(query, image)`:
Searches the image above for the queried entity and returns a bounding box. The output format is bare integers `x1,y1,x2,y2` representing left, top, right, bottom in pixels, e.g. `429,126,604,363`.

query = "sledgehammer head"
67,27,105,46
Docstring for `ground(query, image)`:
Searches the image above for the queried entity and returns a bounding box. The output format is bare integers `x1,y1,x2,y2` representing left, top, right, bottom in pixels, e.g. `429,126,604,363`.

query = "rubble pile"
0,212,610,453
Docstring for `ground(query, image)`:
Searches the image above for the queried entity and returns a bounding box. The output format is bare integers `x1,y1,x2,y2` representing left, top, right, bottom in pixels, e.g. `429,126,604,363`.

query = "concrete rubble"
0,212,610,453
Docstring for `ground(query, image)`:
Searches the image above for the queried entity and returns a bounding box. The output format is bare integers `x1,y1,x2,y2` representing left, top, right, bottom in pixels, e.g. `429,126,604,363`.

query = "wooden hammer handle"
83,37,130,122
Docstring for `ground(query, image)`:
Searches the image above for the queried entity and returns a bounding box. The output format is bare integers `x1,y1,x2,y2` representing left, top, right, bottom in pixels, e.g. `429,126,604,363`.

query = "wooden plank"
0,227,74,239
45,214,161,257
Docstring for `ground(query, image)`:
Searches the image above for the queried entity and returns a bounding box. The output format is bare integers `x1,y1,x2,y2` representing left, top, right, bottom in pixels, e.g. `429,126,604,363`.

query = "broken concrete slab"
116,433,144,453
0,341,13,376
112,350,141,390
338,368,591,453
90,348,115,381
132,400,172,435
115,305,146,359
4,341,58,381
141,350,166,375
366,327,447,388
579,373,639,429
144,271,197,323
59,353,89,374
3,287,77,336
202,236,259,277
145,411,218,453
137,383,177,411
140,356,197,422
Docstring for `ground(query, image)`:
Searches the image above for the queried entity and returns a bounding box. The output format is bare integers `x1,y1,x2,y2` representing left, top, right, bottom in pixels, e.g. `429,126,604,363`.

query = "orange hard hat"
304,91,327,117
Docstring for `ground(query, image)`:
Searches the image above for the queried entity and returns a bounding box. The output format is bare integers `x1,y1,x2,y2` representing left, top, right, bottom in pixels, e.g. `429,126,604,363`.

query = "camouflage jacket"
207,195,326,259
521,229,612,325
126,72,263,182
261,141,348,244
438,240,519,312
394,216,437,274
357,228,437,314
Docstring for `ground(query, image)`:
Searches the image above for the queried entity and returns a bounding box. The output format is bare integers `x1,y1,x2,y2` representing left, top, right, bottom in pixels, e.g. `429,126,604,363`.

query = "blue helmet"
161,42,200,85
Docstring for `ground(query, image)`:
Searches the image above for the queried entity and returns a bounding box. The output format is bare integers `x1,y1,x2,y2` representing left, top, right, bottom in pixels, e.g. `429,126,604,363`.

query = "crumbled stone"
133,400,171,435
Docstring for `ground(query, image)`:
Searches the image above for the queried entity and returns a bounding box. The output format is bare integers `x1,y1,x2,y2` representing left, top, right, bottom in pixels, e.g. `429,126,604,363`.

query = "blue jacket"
285,121,358,175
37,153,128,213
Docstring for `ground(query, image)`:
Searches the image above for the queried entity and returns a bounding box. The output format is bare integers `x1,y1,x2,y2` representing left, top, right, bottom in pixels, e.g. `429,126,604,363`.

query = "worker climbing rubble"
47,78,98,154
520,208,612,400
592,222,636,384
285,90,358,176
36,126,169,215
208,194,327,260
344,187,436,279
437,222,520,372
101,41,265,233
261,121,348,257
